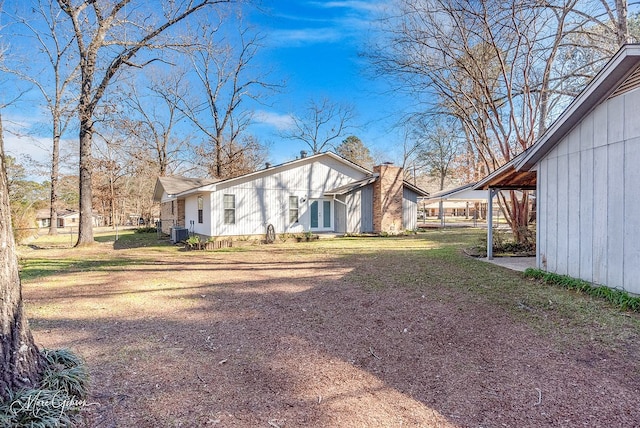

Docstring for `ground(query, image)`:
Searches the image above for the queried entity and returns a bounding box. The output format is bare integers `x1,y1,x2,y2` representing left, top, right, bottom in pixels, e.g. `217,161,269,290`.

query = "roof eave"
517,44,640,171
403,181,430,197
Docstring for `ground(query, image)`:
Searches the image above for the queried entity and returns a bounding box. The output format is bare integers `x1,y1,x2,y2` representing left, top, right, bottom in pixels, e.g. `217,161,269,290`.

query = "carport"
473,157,537,260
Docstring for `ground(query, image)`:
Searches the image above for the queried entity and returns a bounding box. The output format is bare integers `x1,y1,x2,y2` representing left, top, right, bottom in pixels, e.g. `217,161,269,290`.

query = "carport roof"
473,156,536,191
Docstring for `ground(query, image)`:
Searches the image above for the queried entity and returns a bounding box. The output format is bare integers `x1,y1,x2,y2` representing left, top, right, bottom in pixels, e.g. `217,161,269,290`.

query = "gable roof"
517,44,640,171
169,152,372,198
153,176,218,202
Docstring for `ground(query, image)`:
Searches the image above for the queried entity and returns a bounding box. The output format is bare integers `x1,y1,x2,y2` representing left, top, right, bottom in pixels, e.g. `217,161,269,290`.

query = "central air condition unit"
170,227,189,243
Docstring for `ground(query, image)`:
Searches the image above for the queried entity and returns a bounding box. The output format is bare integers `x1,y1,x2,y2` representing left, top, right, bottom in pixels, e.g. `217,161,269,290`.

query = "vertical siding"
358,185,374,233
334,196,347,233
545,156,558,273
592,146,608,285
607,143,625,289
537,163,547,270
579,149,593,280
538,87,640,293
213,156,368,236
567,151,581,278
556,154,569,274
344,185,373,233
403,188,419,231
624,138,640,291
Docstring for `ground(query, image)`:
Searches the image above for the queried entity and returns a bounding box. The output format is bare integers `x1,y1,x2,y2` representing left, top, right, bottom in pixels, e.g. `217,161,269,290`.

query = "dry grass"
19,229,640,427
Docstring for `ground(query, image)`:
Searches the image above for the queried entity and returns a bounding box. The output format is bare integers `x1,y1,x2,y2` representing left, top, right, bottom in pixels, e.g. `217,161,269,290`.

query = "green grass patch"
19,256,138,282
339,233,640,350
524,268,640,312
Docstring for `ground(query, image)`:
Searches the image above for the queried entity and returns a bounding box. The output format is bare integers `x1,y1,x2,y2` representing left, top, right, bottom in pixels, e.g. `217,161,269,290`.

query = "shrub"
0,348,90,427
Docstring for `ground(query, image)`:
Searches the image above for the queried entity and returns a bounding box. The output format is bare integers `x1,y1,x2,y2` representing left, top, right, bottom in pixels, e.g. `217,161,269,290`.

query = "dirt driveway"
22,232,640,427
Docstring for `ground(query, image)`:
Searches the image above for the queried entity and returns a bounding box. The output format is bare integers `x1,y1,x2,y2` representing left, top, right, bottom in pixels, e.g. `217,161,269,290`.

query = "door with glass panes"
309,199,332,231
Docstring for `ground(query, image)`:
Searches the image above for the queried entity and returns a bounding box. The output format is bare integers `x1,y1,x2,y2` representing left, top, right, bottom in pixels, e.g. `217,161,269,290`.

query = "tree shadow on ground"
23,238,640,427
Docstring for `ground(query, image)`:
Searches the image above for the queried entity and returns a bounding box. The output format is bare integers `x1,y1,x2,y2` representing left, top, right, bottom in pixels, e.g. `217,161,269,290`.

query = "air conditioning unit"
170,227,189,243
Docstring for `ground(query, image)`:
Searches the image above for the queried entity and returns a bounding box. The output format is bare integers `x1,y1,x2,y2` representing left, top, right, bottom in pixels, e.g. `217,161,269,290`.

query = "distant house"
35,209,101,228
153,152,428,239
477,44,640,294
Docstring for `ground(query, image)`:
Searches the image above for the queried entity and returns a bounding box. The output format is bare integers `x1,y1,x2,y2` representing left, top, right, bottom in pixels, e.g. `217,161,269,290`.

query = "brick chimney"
372,163,404,234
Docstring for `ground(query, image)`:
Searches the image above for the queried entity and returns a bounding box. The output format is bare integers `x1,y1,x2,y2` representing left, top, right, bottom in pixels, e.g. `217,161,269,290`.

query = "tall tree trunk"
48,130,60,236
616,0,629,46
109,172,116,228
77,114,95,245
0,112,42,400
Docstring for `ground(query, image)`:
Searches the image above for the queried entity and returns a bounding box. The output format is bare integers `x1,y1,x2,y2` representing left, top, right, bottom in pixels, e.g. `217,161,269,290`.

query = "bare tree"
3,0,79,236
371,0,633,243
56,0,231,245
177,19,275,178
417,120,463,192
116,67,192,177
282,97,356,155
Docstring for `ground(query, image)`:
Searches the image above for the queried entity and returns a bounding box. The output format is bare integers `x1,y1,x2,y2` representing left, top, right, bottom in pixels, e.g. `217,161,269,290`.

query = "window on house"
289,196,299,223
171,200,174,215
197,196,203,224
224,194,235,224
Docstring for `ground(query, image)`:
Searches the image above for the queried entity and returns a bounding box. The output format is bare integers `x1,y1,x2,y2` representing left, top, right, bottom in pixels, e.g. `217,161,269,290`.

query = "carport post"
487,188,497,260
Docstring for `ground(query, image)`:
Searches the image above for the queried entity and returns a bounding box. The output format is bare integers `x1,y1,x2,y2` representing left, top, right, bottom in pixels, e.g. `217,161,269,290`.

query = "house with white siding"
153,152,428,240
477,44,640,295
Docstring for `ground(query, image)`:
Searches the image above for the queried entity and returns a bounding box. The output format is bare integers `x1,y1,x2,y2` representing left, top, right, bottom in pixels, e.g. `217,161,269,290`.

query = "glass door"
310,199,332,231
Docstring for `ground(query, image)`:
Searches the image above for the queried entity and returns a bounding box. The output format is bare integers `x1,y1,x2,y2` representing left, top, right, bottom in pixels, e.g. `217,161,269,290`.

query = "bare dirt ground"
21,233,640,427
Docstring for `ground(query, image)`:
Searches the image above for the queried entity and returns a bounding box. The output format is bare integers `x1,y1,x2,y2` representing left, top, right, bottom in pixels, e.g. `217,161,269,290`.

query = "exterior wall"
537,87,640,294
160,201,175,234
403,187,419,231
208,156,368,236
176,200,185,228
373,165,404,234
184,193,213,236
343,185,374,233
334,196,347,233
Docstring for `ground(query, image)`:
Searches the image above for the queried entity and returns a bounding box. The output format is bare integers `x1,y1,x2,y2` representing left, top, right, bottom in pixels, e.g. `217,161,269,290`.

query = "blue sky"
248,1,408,164
2,1,410,175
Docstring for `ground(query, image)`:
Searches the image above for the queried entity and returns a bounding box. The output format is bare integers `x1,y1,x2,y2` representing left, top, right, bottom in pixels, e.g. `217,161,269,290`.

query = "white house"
153,152,428,239
478,44,640,294
35,209,101,228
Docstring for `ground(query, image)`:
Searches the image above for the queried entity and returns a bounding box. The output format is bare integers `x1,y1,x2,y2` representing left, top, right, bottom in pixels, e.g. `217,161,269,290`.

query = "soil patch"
22,235,640,427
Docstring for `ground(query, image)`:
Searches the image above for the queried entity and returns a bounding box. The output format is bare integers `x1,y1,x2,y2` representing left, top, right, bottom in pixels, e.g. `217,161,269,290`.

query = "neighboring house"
477,44,640,294
36,209,101,228
153,152,428,238
420,183,488,219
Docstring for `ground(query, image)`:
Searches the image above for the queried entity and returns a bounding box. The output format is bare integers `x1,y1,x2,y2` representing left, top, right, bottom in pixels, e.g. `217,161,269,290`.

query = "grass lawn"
19,228,640,427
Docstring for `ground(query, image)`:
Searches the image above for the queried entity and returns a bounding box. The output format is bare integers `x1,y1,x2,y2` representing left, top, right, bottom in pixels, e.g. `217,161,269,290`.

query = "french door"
310,199,332,231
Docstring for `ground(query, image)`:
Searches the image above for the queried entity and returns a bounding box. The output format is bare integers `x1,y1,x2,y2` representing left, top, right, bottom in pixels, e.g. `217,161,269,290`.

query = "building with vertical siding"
153,152,428,239
476,44,640,294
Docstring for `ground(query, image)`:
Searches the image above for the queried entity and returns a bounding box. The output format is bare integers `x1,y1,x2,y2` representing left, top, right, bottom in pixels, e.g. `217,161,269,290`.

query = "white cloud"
254,110,295,130
268,27,344,47
309,1,387,13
